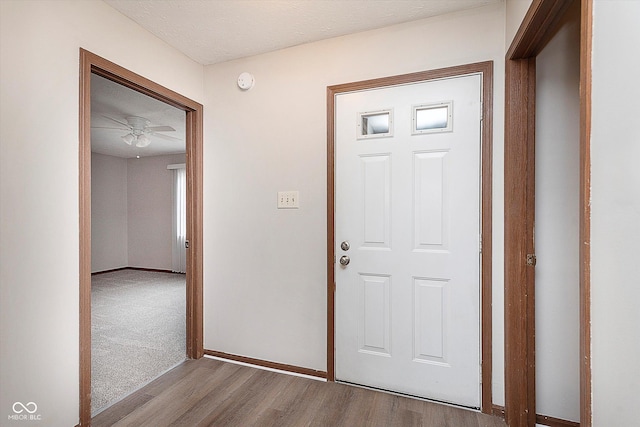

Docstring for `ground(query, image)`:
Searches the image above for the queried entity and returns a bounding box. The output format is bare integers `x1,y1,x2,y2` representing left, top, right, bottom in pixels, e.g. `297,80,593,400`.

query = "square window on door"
357,109,393,139
412,102,453,135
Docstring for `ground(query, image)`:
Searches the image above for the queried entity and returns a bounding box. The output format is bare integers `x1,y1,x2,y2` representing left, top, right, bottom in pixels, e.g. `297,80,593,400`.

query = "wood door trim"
504,56,537,427
204,350,328,379
326,61,494,413
493,405,580,427
507,0,574,59
504,0,591,425
579,1,593,426
79,49,204,426
79,50,91,427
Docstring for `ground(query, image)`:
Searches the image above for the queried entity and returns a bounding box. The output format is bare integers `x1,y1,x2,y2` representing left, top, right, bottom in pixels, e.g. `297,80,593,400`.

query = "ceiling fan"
92,115,180,148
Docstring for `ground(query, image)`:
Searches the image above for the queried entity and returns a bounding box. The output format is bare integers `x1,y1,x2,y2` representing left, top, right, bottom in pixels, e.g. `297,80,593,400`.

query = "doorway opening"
327,61,494,413
79,49,203,426
503,0,592,425
89,73,188,414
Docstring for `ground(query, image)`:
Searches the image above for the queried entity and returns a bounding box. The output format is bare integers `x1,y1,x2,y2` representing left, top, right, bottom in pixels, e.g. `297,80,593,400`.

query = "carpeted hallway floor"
91,269,186,415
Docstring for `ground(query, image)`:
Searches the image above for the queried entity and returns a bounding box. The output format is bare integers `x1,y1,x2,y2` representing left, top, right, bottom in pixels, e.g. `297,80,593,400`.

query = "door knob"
339,255,350,266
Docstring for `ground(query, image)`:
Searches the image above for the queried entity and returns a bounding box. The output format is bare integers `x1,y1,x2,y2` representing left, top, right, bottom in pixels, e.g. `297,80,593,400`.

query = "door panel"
414,151,448,249
414,277,447,363
335,74,482,407
360,274,391,356
361,155,391,247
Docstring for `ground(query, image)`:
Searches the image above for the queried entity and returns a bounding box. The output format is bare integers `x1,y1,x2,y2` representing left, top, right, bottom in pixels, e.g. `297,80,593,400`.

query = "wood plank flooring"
92,357,507,427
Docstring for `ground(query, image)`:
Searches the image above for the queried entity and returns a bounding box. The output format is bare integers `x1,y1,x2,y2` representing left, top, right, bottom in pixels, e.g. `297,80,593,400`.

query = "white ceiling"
105,0,501,65
91,74,186,158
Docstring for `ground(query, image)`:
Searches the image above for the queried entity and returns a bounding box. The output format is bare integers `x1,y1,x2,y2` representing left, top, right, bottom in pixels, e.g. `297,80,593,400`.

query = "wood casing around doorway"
503,0,592,426
326,61,494,413
78,49,204,426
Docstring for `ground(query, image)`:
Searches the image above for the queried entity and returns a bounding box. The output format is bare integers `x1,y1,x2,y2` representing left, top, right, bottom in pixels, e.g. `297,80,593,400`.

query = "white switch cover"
277,191,299,209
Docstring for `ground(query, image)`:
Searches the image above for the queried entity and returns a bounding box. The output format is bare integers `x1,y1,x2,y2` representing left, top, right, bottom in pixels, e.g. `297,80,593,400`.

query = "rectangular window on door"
412,101,453,135
357,109,393,139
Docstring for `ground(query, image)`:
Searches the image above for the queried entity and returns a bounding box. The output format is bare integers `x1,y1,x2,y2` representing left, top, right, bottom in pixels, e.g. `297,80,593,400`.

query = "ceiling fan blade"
102,115,131,129
146,126,175,132
150,132,182,142
91,126,129,130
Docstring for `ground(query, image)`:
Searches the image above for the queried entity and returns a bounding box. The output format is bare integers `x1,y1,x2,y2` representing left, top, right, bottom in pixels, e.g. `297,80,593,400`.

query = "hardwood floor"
92,358,507,427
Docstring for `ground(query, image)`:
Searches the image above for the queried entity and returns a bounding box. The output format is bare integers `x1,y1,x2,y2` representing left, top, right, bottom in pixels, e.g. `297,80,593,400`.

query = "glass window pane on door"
358,109,393,139
413,102,453,135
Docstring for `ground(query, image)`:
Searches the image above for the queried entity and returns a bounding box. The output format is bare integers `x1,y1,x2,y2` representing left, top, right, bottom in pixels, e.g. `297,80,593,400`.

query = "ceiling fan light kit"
121,133,135,145
95,115,180,149
121,130,151,147
135,133,151,147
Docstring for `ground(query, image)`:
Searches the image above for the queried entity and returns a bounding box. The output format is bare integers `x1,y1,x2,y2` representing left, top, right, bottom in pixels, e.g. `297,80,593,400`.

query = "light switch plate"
277,191,299,209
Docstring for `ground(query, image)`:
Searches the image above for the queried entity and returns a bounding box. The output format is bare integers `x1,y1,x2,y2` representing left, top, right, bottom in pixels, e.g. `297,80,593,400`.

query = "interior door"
334,74,482,407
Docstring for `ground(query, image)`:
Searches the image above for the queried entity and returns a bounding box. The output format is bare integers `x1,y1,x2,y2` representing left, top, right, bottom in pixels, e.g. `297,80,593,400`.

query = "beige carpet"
91,269,186,415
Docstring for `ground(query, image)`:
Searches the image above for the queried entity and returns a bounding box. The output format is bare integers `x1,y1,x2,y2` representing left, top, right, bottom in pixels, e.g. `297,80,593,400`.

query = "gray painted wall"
535,2,581,421
92,153,129,272
91,153,185,272
591,1,640,425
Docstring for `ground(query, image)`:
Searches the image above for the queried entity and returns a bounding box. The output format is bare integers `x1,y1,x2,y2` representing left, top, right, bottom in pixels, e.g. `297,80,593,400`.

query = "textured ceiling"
91,74,185,158
105,0,501,65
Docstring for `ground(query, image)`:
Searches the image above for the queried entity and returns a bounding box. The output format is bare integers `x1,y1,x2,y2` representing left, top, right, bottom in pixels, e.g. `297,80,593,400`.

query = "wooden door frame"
78,49,204,426
326,61,494,412
503,0,592,426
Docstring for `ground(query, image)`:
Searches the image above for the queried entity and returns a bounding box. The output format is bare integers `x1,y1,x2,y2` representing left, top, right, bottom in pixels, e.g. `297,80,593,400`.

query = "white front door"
334,74,482,408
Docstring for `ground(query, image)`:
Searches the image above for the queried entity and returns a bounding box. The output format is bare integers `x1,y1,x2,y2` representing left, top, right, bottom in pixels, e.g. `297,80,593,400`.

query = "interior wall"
203,2,507,403
127,154,185,270
505,0,534,48
91,153,129,272
0,0,203,424
534,1,580,422
590,1,640,425
91,153,185,273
